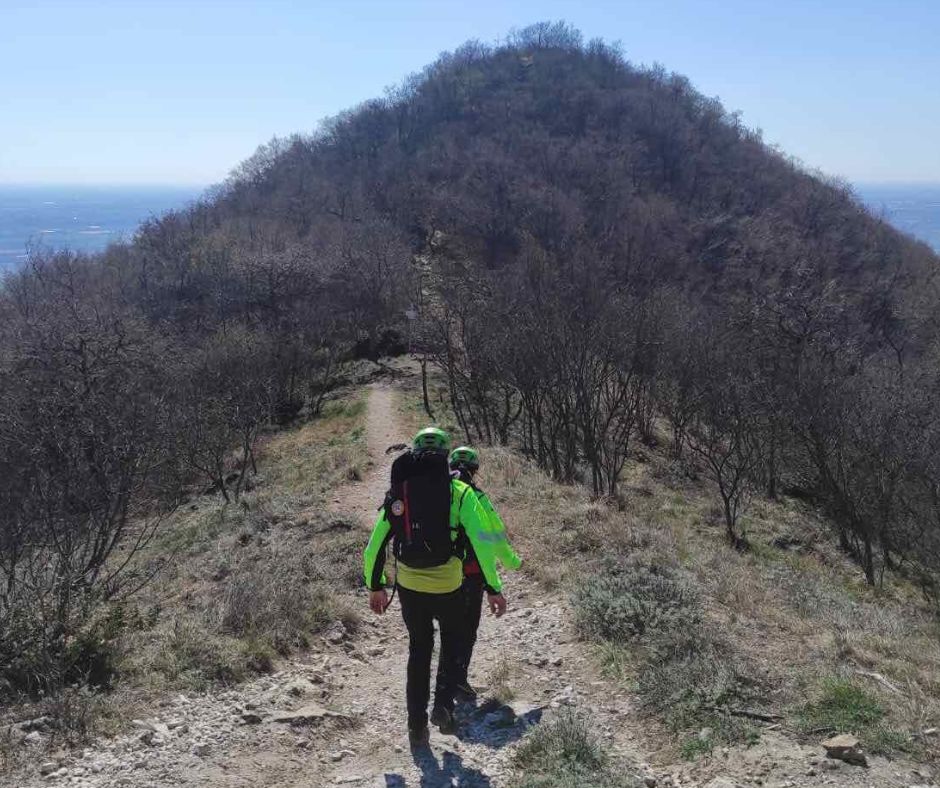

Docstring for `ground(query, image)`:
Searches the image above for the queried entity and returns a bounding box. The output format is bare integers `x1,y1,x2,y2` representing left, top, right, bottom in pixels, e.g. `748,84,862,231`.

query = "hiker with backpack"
448,446,522,700
362,427,508,747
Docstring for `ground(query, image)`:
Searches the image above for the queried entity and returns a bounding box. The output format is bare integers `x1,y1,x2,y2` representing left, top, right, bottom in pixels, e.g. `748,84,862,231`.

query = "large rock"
272,703,350,726
821,733,868,766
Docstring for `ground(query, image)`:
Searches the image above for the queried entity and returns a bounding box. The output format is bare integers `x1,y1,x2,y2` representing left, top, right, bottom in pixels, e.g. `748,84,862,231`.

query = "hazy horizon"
2,1,939,186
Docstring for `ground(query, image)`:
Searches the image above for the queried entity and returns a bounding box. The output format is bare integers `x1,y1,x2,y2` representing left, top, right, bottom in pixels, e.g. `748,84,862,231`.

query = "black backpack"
384,450,454,568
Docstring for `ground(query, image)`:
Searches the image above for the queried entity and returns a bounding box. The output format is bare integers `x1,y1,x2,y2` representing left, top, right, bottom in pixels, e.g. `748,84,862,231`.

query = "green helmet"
449,446,479,471
413,427,450,454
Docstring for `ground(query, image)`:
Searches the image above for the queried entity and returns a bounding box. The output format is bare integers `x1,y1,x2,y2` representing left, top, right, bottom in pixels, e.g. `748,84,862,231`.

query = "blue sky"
1,0,938,186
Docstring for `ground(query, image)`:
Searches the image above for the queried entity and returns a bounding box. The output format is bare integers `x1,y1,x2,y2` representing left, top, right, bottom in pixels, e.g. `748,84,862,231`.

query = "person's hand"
369,589,389,614
487,592,507,618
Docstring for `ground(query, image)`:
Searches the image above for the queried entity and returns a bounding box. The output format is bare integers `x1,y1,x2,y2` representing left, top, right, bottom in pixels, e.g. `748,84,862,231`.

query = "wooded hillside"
3,22,940,701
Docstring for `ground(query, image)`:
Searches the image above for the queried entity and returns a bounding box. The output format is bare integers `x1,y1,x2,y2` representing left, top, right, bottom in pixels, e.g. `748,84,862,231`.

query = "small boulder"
272,703,350,726
324,622,347,645
821,733,867,766
39,762,58,776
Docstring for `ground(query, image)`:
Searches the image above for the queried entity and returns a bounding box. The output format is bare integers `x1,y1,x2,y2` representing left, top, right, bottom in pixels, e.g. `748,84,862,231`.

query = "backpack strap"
383,554,399,612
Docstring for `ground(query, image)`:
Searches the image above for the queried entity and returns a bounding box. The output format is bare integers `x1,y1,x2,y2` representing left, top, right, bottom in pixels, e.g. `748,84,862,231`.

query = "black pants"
398,585,464,729
456,573,484,687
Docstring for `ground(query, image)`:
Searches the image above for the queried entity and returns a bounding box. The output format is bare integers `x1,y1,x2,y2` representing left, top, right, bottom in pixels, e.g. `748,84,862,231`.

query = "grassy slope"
122,394,369,692
404,369,940,770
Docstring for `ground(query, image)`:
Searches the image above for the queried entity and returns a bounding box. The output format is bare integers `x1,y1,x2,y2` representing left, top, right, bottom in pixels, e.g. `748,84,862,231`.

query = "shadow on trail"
454,700,544,748
384,747,492,787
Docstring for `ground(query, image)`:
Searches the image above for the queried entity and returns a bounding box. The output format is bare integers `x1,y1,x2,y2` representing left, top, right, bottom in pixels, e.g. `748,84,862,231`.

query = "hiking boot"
430,705,457,734
408,724,430,748
454,681,478,701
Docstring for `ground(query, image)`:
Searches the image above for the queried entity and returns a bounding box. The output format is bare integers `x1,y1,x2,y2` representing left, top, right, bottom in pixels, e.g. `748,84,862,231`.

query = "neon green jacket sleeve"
454,480,503,593
477,491,522,570
362,510,392,591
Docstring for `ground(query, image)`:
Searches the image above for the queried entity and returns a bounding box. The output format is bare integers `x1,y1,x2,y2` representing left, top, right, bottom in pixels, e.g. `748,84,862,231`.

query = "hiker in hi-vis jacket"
362,427,508,747
448,446,522,700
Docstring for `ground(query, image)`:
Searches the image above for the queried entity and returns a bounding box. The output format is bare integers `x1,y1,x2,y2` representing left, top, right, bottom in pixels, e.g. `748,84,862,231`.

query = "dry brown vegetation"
0,392,368,771
122,394,368,690
401,370,940,766
498,439,940,763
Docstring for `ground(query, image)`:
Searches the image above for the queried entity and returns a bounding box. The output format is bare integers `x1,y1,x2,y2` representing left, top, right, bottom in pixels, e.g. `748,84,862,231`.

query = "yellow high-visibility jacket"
464,487,522,573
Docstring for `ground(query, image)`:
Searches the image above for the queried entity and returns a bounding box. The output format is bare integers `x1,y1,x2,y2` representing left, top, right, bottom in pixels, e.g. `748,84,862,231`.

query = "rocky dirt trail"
14,383,937,788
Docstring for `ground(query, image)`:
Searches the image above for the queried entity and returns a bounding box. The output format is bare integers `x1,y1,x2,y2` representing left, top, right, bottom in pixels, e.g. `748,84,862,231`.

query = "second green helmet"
449,446,480,471
413,426,450,453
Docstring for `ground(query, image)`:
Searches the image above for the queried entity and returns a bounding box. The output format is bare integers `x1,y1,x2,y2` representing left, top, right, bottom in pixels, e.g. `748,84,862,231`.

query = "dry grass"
513,709,640,788
379,369,940,763
485,654,517,705
397,369,940,762
608,442,939,761
107,391,369,697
